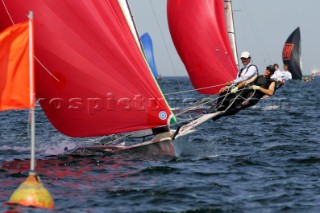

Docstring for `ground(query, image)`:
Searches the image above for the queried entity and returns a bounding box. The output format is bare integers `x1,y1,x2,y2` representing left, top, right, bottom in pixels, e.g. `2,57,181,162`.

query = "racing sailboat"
282,27,303,80
0,0,236,157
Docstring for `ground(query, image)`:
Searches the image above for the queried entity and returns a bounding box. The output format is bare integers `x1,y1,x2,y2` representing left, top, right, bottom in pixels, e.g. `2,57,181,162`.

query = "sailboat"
0,0,236,157
282,27,303,80
140,32,162,80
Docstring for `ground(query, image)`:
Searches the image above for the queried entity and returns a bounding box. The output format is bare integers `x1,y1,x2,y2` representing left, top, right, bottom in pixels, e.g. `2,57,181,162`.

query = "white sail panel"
224,0,239,68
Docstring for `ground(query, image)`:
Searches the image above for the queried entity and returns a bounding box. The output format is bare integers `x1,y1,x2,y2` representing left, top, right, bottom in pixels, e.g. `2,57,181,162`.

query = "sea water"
0,77,320,212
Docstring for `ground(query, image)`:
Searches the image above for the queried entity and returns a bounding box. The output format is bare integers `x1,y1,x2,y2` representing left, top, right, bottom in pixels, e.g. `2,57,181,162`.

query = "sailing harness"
238,64,259,77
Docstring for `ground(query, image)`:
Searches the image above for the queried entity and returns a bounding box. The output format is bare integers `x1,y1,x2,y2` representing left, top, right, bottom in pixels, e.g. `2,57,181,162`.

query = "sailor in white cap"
226,51,258,86
215,51,259,108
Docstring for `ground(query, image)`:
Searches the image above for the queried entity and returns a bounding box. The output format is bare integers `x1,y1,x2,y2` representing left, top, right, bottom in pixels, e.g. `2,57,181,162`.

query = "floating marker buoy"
8,172,54,209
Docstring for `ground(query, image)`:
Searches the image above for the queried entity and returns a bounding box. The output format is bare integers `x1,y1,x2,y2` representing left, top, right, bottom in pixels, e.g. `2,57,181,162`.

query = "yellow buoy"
8,172,54,209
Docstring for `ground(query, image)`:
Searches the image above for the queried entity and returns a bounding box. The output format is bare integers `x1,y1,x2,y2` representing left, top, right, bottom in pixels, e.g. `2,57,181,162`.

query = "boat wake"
40,141,77,156
0,145,30,152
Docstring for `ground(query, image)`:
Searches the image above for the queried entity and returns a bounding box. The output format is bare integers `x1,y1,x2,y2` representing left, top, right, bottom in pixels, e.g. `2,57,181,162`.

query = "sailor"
215,51,258,110
212,65,276,118
221,51,258,90
271,63,292,81
270,63,285,89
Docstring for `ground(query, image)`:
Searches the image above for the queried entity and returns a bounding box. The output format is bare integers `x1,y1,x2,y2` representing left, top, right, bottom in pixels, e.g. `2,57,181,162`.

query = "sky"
128,0,320,76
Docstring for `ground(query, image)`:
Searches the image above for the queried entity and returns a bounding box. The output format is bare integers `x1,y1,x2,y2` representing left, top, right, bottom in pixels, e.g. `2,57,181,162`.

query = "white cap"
240,51,251,58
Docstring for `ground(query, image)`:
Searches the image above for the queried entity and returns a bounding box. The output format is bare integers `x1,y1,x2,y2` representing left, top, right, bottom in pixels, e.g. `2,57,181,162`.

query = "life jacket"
238,64,259,78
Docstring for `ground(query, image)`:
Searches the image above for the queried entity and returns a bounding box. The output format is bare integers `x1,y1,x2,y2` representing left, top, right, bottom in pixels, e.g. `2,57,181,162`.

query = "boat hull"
67,130,194,158
70,139,177,157
67,112,221,157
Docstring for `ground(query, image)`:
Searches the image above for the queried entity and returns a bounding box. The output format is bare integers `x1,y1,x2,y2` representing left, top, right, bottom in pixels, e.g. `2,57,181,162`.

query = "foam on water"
0,145,30,152
262,105,280,110
40,140,77,155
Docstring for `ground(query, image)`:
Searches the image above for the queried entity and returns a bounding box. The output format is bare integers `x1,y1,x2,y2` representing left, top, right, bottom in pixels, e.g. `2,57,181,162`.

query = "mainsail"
167,0,238,94
140,33,159,79
0,0,175,137
282,27,303,80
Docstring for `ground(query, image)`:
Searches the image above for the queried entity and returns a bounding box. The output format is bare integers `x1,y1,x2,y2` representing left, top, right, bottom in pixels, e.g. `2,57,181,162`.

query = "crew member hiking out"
217,51,258,108
210,65,276,120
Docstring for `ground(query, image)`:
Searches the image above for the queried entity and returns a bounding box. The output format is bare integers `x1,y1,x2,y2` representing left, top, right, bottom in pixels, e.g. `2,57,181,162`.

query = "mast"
28,11,36,173
118,0,175,125
118,0,144,51
224,0,239,69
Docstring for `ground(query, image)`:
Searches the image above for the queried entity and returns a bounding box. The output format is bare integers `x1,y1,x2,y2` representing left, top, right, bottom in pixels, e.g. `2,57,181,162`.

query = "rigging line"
148,1,184,90
212,86,234,111
175,86,245,117
221,90,242,112
174,86,252,123
175,97,217,116
2,0,14,24
101,133,133,145
2,1,60,83
35,57,60,82
242,89,256,102
221,85,252,112
125,0,144,51
148,0,194,121
164,83,226,96
241,0,270,63
169,85,244,117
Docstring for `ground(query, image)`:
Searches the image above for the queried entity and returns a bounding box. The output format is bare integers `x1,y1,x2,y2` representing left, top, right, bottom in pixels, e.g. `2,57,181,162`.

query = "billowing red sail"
0,0,175,137
167,0,238,94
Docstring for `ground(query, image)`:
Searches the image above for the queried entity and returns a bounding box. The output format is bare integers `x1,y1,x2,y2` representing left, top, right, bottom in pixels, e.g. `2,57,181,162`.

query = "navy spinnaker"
282,27,303,80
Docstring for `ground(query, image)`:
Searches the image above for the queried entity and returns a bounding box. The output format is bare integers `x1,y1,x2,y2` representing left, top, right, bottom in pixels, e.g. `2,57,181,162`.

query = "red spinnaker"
167,0,238,94
0,0,174,137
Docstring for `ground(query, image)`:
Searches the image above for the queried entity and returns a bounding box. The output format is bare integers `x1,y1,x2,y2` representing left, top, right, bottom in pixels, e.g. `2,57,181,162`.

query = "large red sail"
0,0,174,137
167,0,238,94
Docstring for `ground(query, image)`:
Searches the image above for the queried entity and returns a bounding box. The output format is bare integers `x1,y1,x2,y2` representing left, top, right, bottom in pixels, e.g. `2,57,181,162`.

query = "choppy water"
0,77,320,212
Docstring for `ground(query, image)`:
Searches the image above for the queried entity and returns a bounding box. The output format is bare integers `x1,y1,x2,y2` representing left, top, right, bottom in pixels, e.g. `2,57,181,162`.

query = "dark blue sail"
282,27,303,80
140,33,159,79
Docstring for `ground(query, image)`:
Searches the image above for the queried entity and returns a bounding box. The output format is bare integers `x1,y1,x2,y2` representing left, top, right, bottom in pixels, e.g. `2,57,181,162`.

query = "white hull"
68,130,191,157
68,112,223,157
